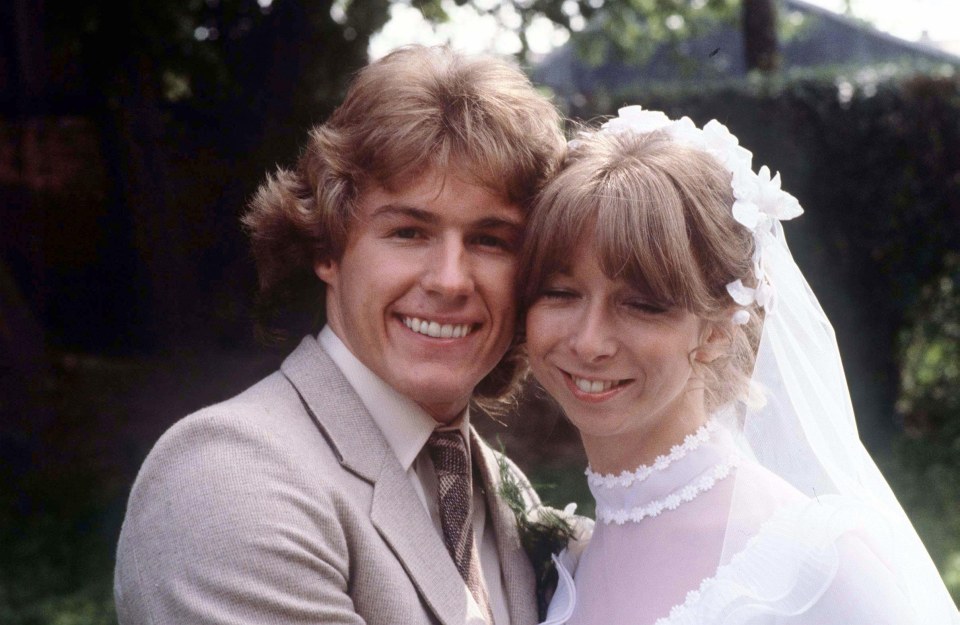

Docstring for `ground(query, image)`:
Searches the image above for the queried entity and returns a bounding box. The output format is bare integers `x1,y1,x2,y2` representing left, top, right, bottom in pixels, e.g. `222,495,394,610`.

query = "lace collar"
588,419,739,525
586,419,721,489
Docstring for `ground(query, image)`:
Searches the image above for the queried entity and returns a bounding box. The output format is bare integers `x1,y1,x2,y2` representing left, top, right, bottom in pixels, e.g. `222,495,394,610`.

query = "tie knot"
427,430,470,479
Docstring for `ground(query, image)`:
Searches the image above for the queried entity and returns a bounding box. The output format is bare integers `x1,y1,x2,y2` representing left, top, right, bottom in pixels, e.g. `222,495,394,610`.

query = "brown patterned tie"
426,431,494,624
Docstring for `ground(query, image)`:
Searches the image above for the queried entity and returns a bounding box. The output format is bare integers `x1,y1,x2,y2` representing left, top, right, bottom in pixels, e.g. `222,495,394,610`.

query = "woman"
520,107,959,624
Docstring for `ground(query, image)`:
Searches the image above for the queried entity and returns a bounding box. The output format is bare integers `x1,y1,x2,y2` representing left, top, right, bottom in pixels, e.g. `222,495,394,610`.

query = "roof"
533,0,960,98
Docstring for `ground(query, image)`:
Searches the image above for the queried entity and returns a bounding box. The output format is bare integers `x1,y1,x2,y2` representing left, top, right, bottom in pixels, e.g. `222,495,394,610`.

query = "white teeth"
573,376,617,394
403,317,473,339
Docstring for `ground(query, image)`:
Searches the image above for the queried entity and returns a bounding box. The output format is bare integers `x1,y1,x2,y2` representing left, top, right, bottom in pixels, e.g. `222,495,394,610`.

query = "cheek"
638,333,693,375
524,308,555,357
485,264,519,313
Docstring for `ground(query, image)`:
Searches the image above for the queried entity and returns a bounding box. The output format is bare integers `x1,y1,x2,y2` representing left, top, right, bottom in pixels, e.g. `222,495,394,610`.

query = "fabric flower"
602,105,672,135
666,116,702,147
755,166,803,221
701,120,753,171
731,165,803,231
726,279,756,306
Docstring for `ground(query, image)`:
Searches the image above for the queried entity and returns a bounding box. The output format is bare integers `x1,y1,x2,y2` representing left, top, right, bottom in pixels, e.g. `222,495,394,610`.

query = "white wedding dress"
542,417,954,625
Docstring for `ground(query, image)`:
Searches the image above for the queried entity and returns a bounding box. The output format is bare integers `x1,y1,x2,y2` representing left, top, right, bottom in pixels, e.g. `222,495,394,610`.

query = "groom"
114,45,565,625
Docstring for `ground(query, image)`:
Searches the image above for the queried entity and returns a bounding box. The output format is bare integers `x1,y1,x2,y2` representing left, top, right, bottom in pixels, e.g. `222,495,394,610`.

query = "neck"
581,403,710,475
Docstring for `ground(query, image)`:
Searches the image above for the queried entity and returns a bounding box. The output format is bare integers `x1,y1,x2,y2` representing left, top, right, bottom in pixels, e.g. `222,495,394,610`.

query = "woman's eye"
473,234,513,251
540,288,576,300
626,300,667,314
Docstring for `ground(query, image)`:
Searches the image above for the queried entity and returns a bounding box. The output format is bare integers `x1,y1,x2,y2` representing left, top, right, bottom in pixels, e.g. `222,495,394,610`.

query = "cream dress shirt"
319,327,510,625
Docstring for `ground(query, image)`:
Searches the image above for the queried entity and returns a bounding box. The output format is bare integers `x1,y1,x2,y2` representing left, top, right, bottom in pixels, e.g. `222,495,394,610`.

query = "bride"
519,107,959,624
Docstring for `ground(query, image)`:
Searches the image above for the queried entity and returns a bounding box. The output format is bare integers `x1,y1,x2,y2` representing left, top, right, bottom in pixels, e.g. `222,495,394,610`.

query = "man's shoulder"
159,339,349,451
121,356,368,539
114,356,375,624
161,368,304,448
138,350,352,489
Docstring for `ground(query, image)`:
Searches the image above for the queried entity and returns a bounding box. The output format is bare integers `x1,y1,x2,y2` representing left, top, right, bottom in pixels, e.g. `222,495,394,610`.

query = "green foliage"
572,0,739,66
892,254,960,601
497,452,578,620
527,462,595,519
1,469,120,625
898,254,960,426
0,582,115,625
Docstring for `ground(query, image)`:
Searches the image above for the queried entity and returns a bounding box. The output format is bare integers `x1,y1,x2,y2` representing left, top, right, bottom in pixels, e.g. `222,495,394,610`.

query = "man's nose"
569,303,618,362
422,237,474,297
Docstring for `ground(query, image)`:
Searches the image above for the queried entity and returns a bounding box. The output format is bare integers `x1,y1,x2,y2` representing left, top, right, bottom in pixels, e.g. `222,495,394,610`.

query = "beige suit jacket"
114,335,539,625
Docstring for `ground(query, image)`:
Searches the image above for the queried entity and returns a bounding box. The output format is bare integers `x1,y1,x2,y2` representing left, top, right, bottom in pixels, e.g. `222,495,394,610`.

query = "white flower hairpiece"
589,105,803,323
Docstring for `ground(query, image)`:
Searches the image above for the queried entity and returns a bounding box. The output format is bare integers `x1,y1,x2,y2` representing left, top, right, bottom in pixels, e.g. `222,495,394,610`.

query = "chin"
563,406,629,435
401,379,474,416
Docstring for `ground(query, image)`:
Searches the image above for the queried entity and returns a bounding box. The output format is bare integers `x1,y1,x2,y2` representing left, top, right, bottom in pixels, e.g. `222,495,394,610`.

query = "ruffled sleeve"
656,496,918,625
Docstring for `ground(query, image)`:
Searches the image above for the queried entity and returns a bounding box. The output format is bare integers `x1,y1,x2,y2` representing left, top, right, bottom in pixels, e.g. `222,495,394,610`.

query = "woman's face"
525,238,710,472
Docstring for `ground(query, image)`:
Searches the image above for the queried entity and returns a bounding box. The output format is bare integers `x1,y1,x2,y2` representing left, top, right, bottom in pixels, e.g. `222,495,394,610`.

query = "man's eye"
391,227,421,239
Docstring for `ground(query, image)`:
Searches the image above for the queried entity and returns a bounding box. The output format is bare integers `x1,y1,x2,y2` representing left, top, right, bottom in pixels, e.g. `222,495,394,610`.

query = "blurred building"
533,0,960,108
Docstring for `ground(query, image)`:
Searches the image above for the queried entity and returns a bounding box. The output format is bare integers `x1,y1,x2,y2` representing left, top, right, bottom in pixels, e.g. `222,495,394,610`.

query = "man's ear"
314,257,338,286
695,321,732,364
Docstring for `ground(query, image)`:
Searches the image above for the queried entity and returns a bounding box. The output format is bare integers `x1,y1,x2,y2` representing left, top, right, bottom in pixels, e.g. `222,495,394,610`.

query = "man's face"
315,168,523,424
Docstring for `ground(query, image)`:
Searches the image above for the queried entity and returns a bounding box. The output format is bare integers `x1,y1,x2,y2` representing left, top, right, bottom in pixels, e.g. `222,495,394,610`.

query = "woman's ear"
695,320,733,364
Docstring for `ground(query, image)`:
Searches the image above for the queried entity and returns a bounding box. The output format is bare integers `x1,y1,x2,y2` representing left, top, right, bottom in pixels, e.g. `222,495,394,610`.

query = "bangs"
523,147,713,313
591,166,705,310
378,135,520,204
358,63,558,208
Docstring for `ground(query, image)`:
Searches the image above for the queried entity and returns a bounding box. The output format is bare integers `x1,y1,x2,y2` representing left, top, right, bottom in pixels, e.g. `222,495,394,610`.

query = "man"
114,45,565,625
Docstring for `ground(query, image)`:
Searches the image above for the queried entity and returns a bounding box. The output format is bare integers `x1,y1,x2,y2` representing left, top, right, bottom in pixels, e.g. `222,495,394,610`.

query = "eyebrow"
370,205,523,230
545,266,574,278
371,205,439,224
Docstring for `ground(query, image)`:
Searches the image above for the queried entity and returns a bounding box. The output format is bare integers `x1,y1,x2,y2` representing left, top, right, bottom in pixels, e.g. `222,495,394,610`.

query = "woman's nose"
569,303,618,362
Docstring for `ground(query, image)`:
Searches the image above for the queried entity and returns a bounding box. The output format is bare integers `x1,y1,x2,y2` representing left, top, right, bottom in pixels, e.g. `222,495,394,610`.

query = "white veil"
719,216,959,622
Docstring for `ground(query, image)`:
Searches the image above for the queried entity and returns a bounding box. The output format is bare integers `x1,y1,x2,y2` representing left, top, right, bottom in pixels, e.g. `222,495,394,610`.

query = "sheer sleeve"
797,533,915,625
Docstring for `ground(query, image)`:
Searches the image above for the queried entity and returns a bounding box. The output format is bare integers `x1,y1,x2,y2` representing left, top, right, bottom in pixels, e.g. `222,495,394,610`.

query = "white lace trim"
596,454,739,525
586,419,720,489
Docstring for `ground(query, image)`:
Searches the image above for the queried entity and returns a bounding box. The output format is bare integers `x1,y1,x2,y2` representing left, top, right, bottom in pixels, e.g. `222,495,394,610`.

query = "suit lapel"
370,460,473,625
280,336,472,625
472,430,539,625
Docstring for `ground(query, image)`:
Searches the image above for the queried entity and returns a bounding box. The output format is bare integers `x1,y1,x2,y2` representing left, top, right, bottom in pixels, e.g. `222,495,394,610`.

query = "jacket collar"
279,335,537,625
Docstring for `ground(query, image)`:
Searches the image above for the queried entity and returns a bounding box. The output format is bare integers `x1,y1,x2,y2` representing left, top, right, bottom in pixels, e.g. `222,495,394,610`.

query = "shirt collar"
318,326,472,471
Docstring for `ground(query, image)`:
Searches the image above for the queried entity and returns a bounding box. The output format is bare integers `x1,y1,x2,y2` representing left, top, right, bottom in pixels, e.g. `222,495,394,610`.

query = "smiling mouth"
402,316,476,339
568,373,630,395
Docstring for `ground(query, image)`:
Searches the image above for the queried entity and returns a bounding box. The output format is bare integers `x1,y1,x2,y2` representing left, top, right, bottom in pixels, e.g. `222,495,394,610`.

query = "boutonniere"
497,454,579,620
